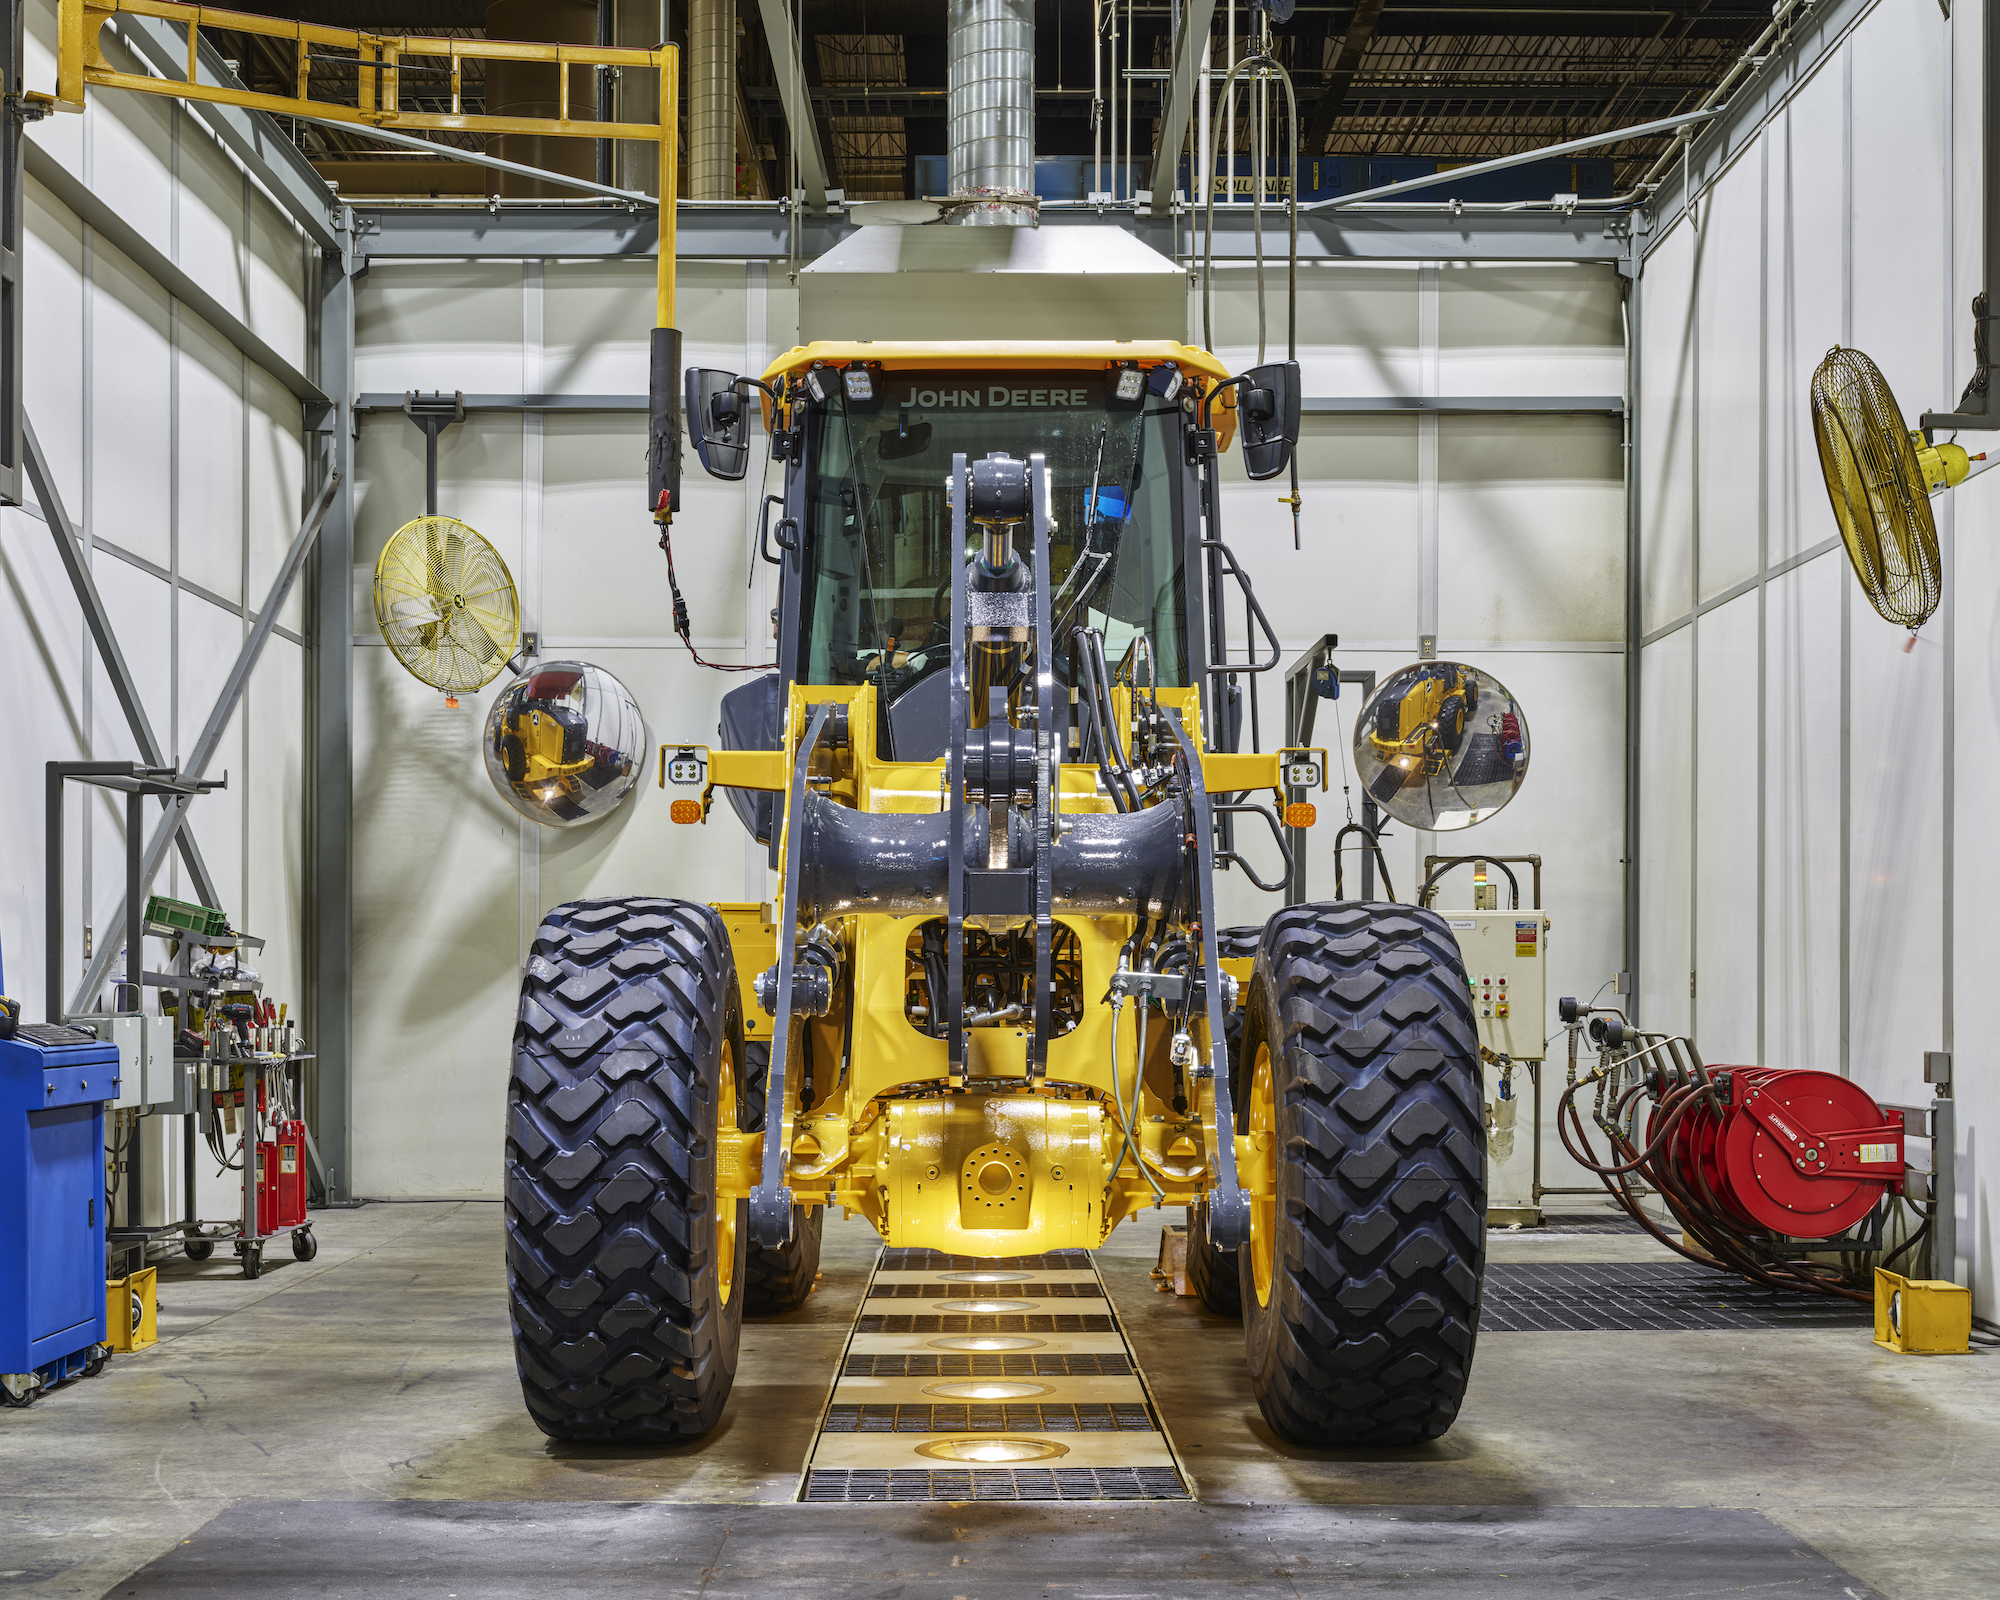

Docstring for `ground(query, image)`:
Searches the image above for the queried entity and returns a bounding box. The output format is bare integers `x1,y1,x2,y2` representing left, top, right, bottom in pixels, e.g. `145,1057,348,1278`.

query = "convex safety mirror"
685,368,750,481
1353,661,1529,830
1236,359,1301,481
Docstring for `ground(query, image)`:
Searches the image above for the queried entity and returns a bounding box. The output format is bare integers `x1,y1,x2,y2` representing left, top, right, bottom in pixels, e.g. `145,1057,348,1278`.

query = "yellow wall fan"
1810,346,1987,631
372,515,522,700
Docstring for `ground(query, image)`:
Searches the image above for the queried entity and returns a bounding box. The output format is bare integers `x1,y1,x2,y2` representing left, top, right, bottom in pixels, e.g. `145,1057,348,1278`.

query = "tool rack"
163,928,317,1279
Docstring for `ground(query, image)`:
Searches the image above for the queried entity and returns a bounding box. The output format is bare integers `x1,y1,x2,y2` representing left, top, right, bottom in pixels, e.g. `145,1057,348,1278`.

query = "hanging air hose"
1200,18,1303,548
1555,1007,1914,1301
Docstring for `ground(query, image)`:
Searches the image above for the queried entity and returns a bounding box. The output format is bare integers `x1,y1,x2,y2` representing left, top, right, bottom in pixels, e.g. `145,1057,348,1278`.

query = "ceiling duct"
947,0,1035,225
688,0,737,201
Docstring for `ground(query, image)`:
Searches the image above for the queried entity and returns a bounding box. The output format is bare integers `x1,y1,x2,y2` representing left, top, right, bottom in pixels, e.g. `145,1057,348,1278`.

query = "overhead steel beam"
108,14,339,250
350,200,1633,263
25,142,330,410
752,0,832,209
1303,0,1388,157
1305,395,1625,413
70,473,339,1016
1146,0,1218,214
24,412,222,911
356,392,648,411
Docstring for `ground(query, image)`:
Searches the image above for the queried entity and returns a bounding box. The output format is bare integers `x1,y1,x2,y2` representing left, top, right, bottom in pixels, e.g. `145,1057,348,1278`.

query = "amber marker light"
670,799,703,824
1284,801,1317,828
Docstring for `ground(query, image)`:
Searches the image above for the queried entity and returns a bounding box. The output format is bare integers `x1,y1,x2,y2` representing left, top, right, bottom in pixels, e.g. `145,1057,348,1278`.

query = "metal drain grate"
841,1353,1135,1378
1519,1212,1645,1235
822,1403,1156,1434
879,1250,1092,1271
1482,1261,1879,1332
855,1314,1117,1335
867,1282,1103,1299
803,1467,1187,1502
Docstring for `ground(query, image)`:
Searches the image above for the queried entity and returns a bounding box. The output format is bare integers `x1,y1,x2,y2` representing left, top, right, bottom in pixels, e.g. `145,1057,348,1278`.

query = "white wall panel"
353,263,528,395
243,190,307,370
1768,75,1849,564
1210,263,1420,398
350,650,521,1198
1847,597,1943,1109
176,313,245,606
1215,416,1419,645
0,505,91,1013
1693,592,1759,1059
1764,550,1843,1074
176,117,247,326
246,364,307,635
1693,155,1765,602
1638,628,1692,1036
1436,263,1624,398
23,180,84,514
1849,0,1946,417
84,33,174,247
1951,474,2000,1306
1438,416,1623,642
174,593,248,924
89,237,174,567
1638,221,1695,632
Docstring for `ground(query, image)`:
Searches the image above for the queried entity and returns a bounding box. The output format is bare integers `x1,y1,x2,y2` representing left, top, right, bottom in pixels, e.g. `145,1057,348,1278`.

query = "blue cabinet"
1,1024,114,1381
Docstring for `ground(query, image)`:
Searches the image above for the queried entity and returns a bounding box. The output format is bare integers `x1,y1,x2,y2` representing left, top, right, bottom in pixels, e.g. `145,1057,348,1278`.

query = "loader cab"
792,364,1201,761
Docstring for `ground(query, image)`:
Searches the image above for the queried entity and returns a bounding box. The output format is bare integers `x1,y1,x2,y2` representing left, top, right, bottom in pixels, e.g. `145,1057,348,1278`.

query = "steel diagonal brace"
25,413,221,912
69,473,340,1015
748,699,834,1249
1164,710,1250,1250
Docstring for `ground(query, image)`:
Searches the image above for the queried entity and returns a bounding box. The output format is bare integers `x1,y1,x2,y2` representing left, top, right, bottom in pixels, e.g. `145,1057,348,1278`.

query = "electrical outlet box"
1440,911,1550,1061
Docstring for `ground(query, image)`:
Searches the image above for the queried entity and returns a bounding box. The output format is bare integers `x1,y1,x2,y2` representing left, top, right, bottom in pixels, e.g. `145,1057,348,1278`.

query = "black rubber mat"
103,1501,1887,1595
841,1352,1134,1377
1482,1260,1877,1332
855,1313,1116,1334
821,1402,1156,1433
867,1280,1103,1298
879,1249,1090,1270
803,1467,1188,1502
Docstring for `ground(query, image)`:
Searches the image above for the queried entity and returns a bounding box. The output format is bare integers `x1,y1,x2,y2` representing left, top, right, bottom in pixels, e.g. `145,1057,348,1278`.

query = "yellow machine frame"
672,669,1321,1256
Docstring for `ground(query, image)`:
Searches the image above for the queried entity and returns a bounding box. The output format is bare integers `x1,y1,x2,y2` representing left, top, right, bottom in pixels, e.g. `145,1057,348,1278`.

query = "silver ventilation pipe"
688,0,737,201
947,0,1035,225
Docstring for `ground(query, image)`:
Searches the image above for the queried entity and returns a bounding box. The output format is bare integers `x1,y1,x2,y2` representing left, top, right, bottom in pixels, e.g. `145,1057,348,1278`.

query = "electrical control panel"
1441,911,1549,1061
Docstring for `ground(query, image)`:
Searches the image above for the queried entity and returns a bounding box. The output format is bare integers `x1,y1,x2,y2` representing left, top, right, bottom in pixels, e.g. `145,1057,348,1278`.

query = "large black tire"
738,1041,824,1315
506,897,746,1442
1239,902,1485,1445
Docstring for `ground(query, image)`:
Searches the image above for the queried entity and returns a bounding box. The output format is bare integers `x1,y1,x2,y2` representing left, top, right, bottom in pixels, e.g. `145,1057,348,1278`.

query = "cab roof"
760,340,1240,447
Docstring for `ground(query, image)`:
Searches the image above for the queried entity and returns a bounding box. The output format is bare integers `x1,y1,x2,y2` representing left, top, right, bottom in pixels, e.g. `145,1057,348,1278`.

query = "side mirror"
685,368,750,481
1236,359,1300,482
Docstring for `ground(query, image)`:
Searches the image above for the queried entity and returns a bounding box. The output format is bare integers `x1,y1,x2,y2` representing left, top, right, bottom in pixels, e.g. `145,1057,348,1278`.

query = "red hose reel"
1649,1066,1906,1238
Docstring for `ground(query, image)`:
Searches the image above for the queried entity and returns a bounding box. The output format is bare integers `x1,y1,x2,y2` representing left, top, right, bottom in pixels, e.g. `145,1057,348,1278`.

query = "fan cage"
1809,346,1941,630
372,516,522,694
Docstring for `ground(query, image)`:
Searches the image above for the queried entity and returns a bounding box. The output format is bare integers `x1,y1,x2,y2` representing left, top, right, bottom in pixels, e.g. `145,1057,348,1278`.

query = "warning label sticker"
1515,920,1539,957
281,1144,297,1174
1858,1142,1899,1165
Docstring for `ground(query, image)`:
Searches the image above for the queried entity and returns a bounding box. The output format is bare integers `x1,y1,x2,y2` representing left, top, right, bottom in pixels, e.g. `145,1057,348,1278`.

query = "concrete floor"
1,1203,1993,1598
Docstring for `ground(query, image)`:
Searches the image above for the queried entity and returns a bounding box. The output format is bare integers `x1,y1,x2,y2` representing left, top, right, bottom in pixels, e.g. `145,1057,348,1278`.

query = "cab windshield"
798,371,1187,715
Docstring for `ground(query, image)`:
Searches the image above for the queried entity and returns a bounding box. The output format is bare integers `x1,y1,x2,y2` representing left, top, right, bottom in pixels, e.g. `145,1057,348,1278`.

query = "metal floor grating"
1517,1212,1645,1235
878,1250,1092,1271
1482,1261,1878,1332
803,1467,1188,1502
822,1403,1156,1434
841,1353,1135,1378
854,1313,1117,1334
867,1281,1103,1299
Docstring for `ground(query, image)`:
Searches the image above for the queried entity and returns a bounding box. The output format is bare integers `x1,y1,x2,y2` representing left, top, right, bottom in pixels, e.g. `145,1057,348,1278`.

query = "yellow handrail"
57,0,679,327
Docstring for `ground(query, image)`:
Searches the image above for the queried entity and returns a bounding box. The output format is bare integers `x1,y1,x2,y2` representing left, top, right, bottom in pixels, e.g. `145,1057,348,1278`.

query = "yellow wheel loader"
503,342,1487,1450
